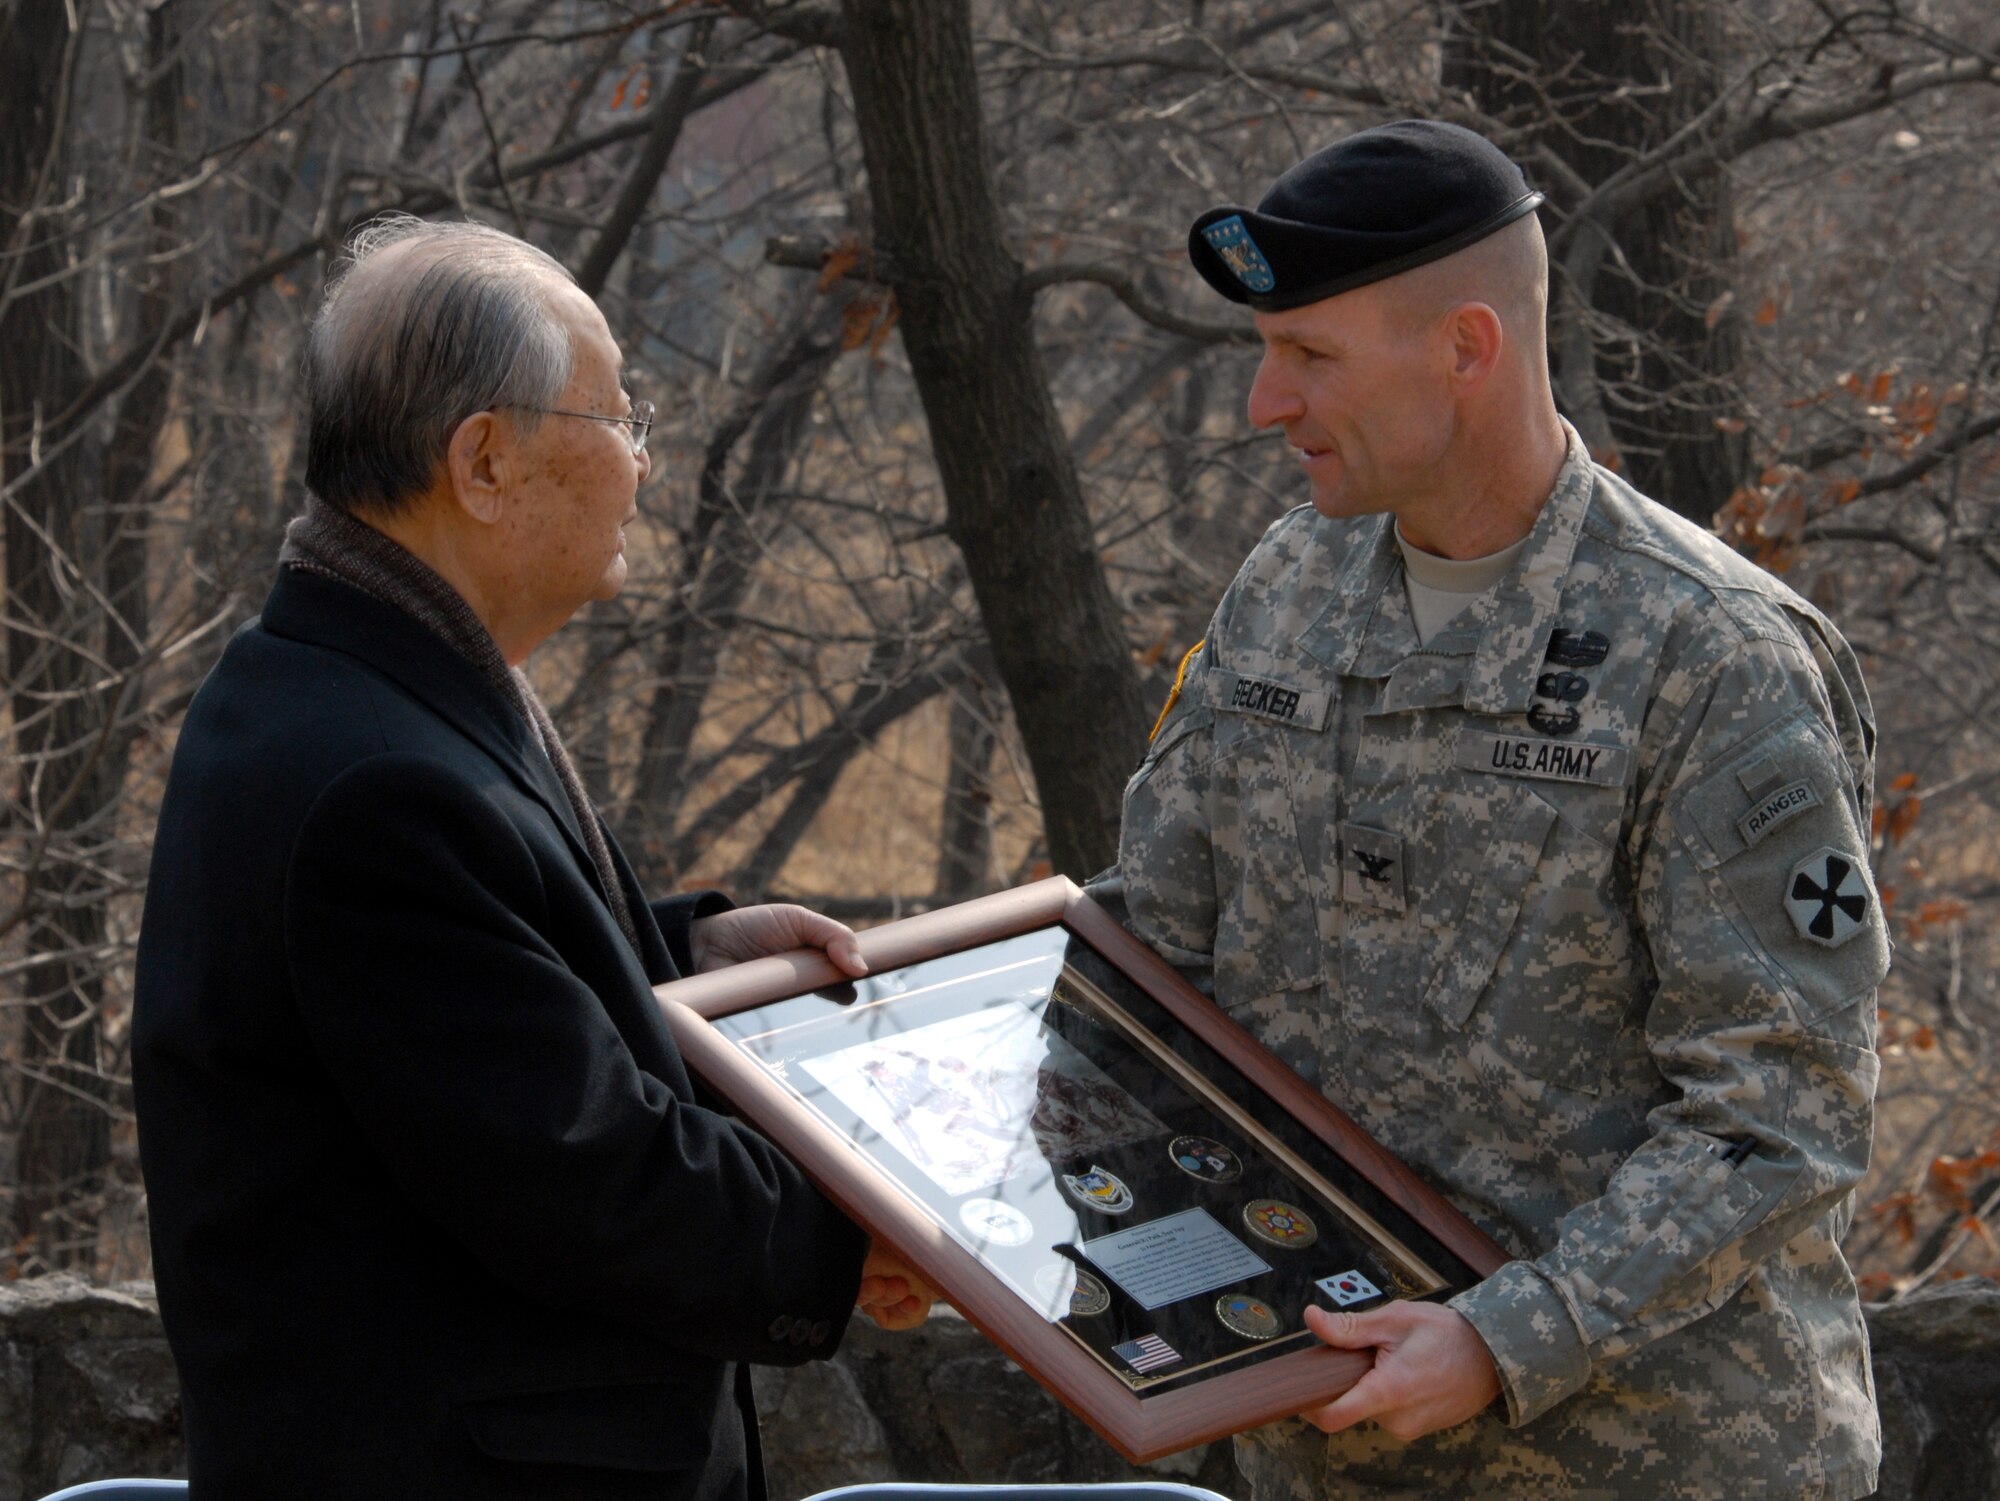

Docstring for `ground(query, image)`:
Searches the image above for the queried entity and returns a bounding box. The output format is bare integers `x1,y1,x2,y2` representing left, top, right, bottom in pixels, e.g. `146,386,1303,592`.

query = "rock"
1862,1281,2000,1501
751,1354,896,1500
0,1275,183,1497
8,1274,1998,1501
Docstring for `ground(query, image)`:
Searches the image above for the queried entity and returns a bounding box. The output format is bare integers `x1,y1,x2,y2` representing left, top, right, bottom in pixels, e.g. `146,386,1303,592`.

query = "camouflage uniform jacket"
1119,429,1885,1500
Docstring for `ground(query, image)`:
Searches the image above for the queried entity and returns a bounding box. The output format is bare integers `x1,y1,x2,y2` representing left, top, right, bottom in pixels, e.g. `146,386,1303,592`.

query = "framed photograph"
655,878,1509,1462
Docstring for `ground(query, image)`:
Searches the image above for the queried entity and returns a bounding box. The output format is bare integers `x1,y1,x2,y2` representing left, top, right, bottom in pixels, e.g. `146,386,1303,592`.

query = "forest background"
2,0,1996,1302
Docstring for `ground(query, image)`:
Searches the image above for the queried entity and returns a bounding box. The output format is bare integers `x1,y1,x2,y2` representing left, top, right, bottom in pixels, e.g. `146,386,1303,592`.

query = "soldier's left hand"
1297,1301,1502,1441
688,905,869,977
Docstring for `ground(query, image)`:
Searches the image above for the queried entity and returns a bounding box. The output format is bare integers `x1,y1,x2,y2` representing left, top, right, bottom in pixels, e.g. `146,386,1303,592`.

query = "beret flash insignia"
1200,214,1277,294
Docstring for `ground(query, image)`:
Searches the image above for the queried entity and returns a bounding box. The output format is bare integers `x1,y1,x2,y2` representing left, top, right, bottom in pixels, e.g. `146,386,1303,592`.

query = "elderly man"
1119,122,1885,1498
133,218,929,1499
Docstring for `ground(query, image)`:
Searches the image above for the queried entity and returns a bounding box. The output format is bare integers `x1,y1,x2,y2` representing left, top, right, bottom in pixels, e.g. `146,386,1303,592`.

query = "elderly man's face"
500,282,651,614
1246,281,1453,524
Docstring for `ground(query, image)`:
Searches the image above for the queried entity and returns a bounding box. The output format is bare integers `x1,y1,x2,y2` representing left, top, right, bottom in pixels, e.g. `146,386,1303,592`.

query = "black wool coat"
133,568,867,1500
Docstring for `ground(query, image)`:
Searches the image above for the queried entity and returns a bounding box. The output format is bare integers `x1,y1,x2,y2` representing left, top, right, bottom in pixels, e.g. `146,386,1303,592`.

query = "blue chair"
36,1483,187,1500
806,1486,1230,1501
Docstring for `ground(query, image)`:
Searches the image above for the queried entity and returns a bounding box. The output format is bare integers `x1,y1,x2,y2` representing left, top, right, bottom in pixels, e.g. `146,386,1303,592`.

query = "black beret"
1189,120,1545,312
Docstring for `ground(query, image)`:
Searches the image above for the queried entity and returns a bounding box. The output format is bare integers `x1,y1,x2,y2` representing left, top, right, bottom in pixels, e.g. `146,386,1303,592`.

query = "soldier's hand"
855,1242,939,1331
688,905,868,977
1297,1301,1501,1441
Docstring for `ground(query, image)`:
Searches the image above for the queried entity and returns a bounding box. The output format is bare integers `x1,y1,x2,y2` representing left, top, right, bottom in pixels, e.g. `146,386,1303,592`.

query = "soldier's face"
1246,284,1455,522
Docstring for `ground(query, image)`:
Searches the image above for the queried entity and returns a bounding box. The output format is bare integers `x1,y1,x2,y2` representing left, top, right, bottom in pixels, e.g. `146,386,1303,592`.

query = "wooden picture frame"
655,877,1508,1462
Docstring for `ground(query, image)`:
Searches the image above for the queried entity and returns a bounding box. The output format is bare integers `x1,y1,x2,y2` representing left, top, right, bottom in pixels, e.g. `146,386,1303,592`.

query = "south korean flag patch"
1785,847,1872,948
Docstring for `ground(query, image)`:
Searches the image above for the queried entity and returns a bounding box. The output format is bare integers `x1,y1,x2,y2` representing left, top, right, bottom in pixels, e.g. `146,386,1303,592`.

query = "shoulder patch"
1149,641,1206,743
1785,847,1872,948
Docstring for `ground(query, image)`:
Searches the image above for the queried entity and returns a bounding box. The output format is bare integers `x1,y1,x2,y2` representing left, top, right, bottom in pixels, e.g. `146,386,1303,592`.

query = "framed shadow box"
654,877,1508,1462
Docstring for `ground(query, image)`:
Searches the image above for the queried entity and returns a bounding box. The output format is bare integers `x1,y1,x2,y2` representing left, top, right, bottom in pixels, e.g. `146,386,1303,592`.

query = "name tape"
1208,670,1331,732
1456,731,1631,787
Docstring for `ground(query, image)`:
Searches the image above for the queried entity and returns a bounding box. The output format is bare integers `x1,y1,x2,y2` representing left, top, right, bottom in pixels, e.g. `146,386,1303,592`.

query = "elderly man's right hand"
688,904,869,978
856,1241,939,1331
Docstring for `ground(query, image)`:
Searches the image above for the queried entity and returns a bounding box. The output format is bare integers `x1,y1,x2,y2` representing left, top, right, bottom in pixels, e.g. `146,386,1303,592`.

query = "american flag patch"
1111,1333,1182,1374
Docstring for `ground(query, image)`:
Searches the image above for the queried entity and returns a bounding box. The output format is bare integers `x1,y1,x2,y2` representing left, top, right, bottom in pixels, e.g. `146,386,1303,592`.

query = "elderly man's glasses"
519,398,655,455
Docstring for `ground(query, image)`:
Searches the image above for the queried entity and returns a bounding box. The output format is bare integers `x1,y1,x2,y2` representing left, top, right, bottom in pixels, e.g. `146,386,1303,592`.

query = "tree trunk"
2,0,110,1267
1446,0,1747,521
834,0,1150,879
619,289,852,875
931,684,998,904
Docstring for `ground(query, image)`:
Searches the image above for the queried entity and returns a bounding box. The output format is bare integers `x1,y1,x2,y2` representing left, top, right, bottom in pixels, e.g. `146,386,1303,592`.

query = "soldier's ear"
1442,301,1504,397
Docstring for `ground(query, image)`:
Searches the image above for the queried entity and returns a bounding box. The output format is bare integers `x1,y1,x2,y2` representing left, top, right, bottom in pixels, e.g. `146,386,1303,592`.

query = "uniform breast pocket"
1207,721,1324,1006
1424,781,1639,1095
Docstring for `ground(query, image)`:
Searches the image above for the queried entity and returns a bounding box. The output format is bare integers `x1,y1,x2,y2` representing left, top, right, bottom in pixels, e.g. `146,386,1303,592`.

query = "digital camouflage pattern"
1118,427,1886,1500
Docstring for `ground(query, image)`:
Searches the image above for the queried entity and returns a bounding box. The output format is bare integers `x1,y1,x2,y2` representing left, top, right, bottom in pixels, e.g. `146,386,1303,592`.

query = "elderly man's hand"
688,905,868,977
1295,1301,1501,1441
855,1242,939,1331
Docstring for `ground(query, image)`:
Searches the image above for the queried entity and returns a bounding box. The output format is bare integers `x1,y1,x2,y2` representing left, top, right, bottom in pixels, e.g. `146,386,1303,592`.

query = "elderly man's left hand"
688,905,868,977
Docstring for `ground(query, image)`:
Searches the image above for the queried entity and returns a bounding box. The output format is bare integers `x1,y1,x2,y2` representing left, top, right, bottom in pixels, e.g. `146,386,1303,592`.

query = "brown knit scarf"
279,495,643,956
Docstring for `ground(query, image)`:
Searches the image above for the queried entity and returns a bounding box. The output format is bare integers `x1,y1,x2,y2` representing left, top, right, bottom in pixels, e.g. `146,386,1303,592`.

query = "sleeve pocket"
1672,711,1891,1025
1593,1139,1764,1319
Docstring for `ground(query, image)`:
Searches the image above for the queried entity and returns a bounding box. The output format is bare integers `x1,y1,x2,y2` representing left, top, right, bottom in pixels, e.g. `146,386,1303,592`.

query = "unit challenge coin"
1242,1198,1319,1249
1168,1134,1243,1183
1215,1292,1284,1340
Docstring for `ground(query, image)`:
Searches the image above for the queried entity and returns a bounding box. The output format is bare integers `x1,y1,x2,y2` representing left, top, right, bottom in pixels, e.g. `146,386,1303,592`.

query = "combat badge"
1215,1292,1284,1341
1544,628,1609,667
1340,823,1407,912
1063,1166,1136,1215
1786,847,1872,947
1242,1199,1318,1249
1168,1134,1243,1183
1315,1270,1384,1308
1200,214,1277,295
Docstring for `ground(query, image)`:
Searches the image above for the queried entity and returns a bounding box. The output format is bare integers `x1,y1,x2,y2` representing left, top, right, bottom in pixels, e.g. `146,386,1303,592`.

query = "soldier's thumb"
1304,1302,1389,1350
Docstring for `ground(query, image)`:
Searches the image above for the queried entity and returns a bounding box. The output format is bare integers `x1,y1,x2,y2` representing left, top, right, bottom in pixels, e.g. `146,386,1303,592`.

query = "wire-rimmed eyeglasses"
518,398,655,455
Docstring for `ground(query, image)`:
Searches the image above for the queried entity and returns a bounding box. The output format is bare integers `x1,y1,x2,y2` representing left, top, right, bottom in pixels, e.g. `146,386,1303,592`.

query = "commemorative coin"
1242,1198,1318,1249
1034,1261,1113,1318
1214,1291,1284,1340
1168,1134,1243,1183
959,1196,1035,1247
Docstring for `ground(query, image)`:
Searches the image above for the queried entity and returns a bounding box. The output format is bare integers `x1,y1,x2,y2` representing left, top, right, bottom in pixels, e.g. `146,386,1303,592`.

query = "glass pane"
712,924,1462,1396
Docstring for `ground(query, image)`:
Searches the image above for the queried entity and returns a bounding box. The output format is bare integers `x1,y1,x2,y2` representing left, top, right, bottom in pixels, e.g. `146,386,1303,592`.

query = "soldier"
1117,121,1886,1499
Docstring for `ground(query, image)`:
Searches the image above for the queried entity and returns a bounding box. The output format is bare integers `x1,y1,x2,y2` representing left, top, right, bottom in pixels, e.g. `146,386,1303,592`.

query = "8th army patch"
1785,847,1872,948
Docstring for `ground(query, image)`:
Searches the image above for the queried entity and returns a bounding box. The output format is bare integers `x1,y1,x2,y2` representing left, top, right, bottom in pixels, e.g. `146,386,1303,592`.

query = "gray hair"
303,216,577,516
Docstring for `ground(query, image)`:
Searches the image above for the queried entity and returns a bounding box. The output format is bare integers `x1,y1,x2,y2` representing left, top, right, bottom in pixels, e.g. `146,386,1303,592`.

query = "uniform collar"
1460,421,1595,713
1295,420,1595,711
